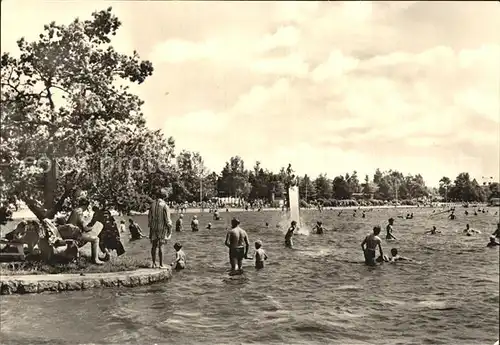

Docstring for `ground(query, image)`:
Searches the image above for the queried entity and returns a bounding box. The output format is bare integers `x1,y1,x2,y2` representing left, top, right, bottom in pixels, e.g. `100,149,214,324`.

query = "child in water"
285,220,297,247
191,215,199,232
171,242,186,270
254,240,268,269
119,220,126,233
175,214,184,232
487,236,500,247
385,248,412,262
312,221,324,234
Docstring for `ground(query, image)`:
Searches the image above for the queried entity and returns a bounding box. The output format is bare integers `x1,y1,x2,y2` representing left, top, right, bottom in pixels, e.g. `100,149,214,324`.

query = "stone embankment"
0,267,172,295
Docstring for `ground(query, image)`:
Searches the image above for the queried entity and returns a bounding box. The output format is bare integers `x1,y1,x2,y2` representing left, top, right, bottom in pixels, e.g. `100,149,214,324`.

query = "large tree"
174,150,210,202
1,8,175,213
314,174,332,200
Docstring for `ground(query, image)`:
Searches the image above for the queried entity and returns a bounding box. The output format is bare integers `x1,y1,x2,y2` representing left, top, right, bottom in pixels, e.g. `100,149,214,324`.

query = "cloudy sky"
2,1,499,186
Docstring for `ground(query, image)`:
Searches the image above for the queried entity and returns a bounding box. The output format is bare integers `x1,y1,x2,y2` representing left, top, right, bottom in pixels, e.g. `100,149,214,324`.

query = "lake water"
1,207,499,345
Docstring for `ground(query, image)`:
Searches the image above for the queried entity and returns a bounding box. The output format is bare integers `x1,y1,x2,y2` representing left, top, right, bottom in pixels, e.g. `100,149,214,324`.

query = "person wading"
148,189,173,268
225,217,250,274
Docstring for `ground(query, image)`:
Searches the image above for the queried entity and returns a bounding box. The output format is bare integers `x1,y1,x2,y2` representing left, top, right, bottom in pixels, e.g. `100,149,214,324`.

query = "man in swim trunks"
225,218,250,273
386,218,397,240
361,226,384,266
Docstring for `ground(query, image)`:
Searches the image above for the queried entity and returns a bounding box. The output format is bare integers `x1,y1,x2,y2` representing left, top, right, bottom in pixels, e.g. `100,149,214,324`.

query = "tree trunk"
43,157,58,210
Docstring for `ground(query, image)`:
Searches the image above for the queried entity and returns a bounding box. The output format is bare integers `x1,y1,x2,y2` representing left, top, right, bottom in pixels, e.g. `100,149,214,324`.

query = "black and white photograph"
0,1,499,344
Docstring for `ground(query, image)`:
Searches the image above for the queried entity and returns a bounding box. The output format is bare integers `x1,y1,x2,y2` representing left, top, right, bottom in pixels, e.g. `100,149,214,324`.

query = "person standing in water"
224,218,250,273
253,240,268,269
171,242,187,270
148,189,172,268
386,218,397,240
285,220,297,247
361,226,384,266
175,214,184,232
191,215,199,232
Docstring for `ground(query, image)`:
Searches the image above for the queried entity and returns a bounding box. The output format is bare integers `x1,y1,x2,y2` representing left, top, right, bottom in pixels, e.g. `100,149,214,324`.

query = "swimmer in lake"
224,218,250,273
253,240,268,269
206,222,212,230
386,248,412,262
191,215,199,232
425,226,441,235
492,223,500,238
175,214,184,232
386,218,397,240
362,211,366,218
285,220,297,248
448,212,456,220
487,236,500,247
312,221,324,234
361,226,384,266
464,224,481,236
171,242,186,270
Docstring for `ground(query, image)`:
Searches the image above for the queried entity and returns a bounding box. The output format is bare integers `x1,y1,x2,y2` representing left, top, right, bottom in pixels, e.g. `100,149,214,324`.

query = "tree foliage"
1,7,174,213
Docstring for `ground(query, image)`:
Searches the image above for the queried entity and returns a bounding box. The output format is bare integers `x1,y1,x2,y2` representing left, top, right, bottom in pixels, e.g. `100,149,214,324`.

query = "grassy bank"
0,255,150,276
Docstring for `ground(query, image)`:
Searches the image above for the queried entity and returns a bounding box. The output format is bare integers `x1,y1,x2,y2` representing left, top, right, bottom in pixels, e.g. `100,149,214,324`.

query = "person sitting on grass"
148,189,172,268
171,242,187,270
129,218,146,240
